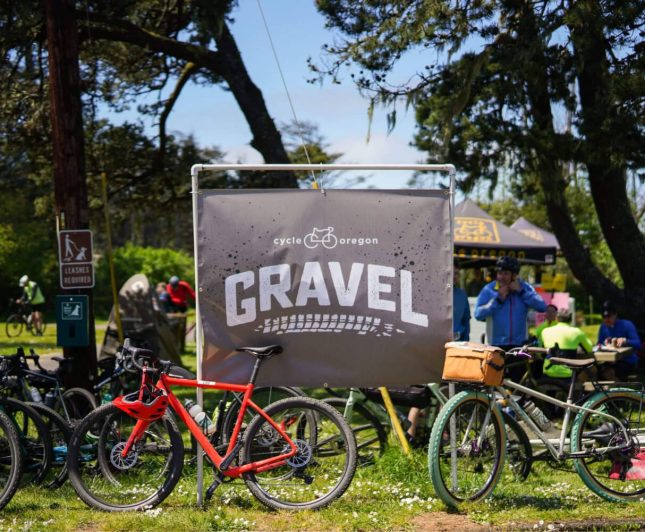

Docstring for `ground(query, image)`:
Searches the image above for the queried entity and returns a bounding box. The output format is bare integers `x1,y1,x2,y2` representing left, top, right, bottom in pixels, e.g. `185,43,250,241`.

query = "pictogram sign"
58,230,94,289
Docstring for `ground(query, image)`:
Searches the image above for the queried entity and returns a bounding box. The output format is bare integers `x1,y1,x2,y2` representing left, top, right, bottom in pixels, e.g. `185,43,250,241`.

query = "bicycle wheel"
5,315,23,338
571,389,645,502
0,397,52,485
242,397,357,510
323,397,387,466
28,402,72,488
67,404,184,511
220,386,303,444
502,411,532,481
56,387,98,424
0,408,23,509
428,390,506,507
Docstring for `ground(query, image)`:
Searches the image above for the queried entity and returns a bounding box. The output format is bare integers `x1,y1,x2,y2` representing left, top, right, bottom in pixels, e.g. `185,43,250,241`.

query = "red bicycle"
66,340,357,511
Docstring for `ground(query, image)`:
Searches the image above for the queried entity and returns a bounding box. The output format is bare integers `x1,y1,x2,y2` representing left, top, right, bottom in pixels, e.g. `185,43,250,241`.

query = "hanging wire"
255,0,322,190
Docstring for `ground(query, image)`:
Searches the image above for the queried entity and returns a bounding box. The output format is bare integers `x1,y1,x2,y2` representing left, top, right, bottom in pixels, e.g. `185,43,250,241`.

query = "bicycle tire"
67,404,184,511
5,315,23,338
571,389,644,502
323,397,387,466
56,387,98,424
220,386,304,445
0,408,24,509
502,411,532,481
428,390,506,507
28,402,72,488
0,397,52,486
242,396,357,510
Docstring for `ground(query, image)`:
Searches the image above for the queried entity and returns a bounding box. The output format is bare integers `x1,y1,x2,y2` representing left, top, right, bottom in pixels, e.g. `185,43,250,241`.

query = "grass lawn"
0,321,643,529
3,446,645,531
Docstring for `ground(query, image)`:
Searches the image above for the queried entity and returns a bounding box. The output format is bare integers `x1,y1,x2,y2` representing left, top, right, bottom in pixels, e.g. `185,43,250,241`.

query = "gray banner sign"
197,189,452,386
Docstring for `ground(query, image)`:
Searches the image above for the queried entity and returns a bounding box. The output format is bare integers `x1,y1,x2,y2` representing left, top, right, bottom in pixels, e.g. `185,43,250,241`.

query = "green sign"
56,295,89,347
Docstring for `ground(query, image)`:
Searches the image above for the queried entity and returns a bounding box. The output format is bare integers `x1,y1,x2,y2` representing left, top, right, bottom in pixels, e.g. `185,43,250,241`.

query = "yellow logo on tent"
455,217,500,243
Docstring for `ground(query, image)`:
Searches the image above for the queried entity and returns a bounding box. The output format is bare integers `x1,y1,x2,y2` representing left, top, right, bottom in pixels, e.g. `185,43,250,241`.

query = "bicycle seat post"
248,357,264,386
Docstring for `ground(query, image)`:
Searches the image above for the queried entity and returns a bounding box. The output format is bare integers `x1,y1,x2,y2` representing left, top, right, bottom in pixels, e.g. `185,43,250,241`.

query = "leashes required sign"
198,189,452,386
58,229,95,289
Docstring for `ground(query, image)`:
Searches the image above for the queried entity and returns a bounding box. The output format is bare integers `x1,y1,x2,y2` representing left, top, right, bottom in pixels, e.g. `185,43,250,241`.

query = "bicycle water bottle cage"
113,390,169,422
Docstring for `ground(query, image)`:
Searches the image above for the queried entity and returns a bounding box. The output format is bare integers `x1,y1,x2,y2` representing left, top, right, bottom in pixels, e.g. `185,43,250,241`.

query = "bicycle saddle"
236,345,283,358
548,357,595,368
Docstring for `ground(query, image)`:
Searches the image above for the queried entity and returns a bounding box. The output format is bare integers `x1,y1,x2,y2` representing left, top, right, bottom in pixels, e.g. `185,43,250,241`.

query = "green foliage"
94,243,194,313
0,191,58,315
315,0,645,325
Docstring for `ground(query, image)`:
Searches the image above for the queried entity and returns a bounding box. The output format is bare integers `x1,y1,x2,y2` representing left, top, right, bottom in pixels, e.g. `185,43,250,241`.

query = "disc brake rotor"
110,441,139,470
284,439,312,468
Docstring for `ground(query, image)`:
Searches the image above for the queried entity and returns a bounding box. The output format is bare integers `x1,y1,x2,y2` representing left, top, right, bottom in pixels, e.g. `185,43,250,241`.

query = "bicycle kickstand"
205,471,227,502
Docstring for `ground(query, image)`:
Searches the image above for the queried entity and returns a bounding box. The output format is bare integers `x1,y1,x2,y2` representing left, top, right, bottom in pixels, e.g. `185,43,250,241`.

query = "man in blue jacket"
475,256,547,381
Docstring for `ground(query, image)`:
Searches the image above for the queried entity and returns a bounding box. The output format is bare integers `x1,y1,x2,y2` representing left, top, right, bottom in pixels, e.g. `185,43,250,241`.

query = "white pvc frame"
190,163,456,504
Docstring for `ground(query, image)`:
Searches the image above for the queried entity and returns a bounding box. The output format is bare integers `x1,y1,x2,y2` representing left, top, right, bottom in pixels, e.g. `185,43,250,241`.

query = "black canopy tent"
511,216,560,251
454,199,557,266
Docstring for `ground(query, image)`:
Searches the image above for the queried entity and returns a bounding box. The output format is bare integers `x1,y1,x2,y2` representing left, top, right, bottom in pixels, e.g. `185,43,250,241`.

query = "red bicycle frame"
121,371,298,478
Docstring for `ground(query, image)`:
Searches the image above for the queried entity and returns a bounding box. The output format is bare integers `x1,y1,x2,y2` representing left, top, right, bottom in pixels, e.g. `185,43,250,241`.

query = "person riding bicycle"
17,275,45,335
540,308,594,379
165,276,195,313
474,256,547,381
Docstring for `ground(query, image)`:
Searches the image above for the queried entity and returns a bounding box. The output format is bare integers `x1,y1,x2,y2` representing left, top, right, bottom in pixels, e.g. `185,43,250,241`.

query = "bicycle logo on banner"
303,227,338,249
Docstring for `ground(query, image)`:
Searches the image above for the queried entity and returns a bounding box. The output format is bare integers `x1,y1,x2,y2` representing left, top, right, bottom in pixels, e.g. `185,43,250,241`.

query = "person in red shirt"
166,276,195,313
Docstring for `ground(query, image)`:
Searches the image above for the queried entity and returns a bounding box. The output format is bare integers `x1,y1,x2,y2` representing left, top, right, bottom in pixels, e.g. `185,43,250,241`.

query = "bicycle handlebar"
504,344,548,359
119,338,176,376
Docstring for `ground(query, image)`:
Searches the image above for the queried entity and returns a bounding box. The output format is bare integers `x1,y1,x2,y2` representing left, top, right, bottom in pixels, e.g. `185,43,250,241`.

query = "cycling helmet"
113,390,169,421
495,256,520,273
168,275,180,287
19,275,29,287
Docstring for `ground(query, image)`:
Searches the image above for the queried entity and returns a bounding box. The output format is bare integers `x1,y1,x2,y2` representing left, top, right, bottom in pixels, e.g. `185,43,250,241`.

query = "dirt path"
410,512,491,531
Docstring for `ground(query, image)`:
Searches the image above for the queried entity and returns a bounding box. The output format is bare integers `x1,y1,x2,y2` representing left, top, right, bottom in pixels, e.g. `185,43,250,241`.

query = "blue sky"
120,1,436,188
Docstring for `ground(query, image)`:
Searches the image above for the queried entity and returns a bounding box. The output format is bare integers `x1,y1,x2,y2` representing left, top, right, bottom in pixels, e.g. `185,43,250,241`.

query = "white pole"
191,163,455,173
191,165,205,506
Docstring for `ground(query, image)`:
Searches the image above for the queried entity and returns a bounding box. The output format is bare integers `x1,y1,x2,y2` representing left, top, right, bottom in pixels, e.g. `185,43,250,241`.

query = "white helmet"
19,275,29,287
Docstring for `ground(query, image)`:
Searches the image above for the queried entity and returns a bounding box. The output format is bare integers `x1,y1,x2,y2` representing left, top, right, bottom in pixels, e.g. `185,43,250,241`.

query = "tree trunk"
568,0,645,329
45,0,98,389
516,1,622,318
80,14,297,188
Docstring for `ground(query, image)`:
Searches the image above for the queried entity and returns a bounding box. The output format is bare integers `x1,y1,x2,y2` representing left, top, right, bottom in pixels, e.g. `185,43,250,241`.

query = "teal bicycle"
429,346,644,507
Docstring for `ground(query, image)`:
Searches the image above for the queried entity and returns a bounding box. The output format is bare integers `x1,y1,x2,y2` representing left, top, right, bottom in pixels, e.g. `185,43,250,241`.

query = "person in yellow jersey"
535,304,558,346
540,308,593,378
